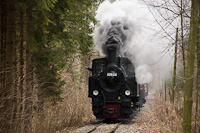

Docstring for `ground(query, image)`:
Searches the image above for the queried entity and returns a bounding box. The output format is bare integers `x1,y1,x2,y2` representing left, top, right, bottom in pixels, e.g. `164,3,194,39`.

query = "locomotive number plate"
107,72,117,76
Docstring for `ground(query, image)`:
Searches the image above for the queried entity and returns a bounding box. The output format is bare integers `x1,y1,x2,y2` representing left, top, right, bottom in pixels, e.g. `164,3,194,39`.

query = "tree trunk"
20,10,27,133
171,27,178,104
24,7,33,132
82,55,91,85
180,0,186,77
21,29,26,133
195,11,200,133
0,0,7,129
165,80,166,101
182,0,199,132
4,2,16,131
15,8,25,132
15,20,22,132
197,2,200,132
25,48,33,132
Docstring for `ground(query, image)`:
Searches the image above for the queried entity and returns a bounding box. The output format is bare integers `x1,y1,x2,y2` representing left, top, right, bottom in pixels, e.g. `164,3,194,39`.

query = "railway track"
72,121,122,133
108,122,121,133
72,110,140,133
87,122,121,133
86,122,103,133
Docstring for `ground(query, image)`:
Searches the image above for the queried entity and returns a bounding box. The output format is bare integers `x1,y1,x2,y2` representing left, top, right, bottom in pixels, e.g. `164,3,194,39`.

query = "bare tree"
171,27,178,104
145,0,191,76
182,0,199,132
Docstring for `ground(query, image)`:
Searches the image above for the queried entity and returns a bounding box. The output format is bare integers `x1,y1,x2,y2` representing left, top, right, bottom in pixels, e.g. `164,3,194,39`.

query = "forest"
0,0,199,133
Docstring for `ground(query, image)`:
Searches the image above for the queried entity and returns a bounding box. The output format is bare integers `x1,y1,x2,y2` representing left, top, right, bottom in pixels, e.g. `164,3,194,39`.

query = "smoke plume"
93,0,161,84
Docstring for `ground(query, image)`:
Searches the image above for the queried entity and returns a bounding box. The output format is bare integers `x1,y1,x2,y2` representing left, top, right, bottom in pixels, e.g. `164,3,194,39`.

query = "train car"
139,84,146,107
144,84,149,97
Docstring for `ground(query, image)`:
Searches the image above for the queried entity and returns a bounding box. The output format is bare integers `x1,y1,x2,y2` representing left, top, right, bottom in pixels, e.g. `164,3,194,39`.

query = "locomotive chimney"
105,35,121,66
106,44,118,66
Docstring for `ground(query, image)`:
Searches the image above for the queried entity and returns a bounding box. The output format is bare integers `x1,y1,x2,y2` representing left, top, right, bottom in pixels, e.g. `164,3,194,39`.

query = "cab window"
92,59,105,74
95,63,104,71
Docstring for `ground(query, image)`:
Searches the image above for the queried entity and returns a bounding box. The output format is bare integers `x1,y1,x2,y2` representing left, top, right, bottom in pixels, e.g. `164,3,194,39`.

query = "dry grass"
153,98,183,133
134,91,183,133
152,91,200,133
32,72,95,133
135,96,183,133
135,87,200,133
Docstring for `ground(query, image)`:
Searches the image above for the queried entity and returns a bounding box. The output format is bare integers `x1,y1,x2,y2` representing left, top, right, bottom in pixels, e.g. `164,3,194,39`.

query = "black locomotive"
88,56,139,120
88,22,142,120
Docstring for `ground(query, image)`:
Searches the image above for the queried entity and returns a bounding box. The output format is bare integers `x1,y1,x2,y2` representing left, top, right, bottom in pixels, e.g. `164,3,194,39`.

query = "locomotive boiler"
88,21,140,120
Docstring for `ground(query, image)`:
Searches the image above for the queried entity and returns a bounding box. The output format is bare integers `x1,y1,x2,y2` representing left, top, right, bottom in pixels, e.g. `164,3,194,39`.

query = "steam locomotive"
88,57,139,120
88,21,147,120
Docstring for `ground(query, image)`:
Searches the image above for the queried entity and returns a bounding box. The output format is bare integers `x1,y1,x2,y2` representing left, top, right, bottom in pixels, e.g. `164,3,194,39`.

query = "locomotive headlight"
125,90,131,96
93,90,99,96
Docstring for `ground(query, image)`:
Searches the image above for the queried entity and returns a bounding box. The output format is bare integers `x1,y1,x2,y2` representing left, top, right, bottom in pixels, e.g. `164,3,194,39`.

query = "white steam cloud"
93,0,172,84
